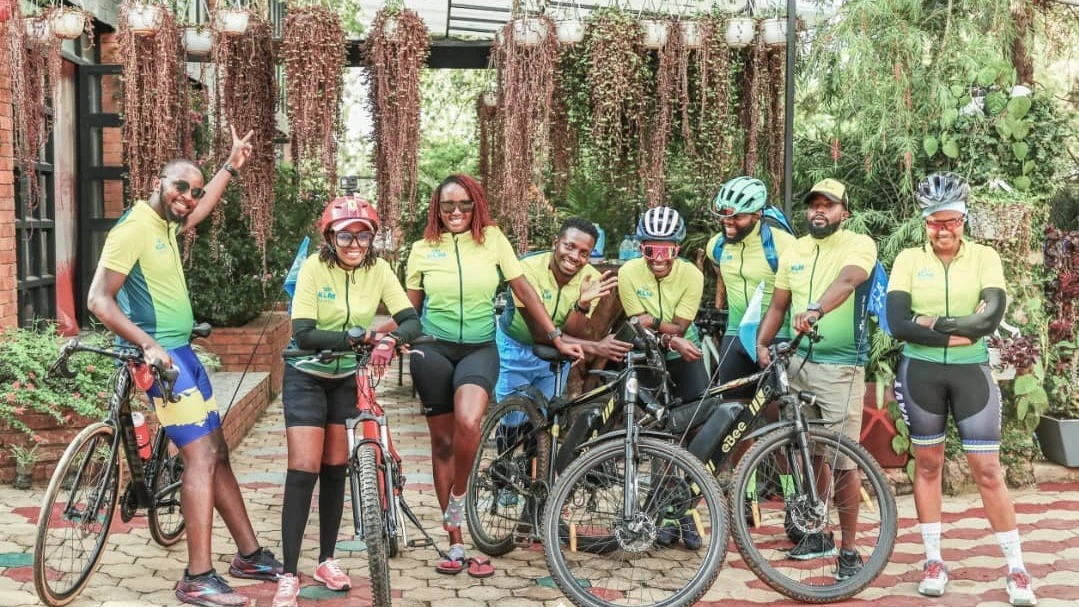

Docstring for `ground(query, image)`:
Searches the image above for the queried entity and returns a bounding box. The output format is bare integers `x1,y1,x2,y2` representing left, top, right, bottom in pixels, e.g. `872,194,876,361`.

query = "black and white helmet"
636,206,686,243
915,172,970,217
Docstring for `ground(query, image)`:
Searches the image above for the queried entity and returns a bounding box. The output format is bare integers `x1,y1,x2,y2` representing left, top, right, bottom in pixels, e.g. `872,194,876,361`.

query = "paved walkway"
2,372,1079,607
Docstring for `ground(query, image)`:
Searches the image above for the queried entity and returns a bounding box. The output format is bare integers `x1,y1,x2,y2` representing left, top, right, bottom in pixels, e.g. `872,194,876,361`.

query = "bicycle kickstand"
398,495,450,561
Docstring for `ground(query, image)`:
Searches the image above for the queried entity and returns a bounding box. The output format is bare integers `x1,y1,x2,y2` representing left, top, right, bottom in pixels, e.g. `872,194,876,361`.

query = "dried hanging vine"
686,16,732,189
281,3,345,192
738,28,764,177
118,1,185,200
212,9,276,266
364,7,429,248
7,14,61,208
493,15,558,252
549,44,585,204
477,92,501,198
640,19,680,208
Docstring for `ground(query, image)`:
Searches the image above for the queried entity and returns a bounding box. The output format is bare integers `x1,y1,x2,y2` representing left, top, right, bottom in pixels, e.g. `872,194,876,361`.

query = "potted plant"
8,443,39,490
725,15,755,48
760,16,787,47
639,18,669,49
213,1,249,37
556,18,585,45
47,5,90,40
123,1,164,36
1035,226,1079,467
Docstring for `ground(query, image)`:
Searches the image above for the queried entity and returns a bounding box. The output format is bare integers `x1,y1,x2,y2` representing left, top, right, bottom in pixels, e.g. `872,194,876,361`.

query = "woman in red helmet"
273,196,422,607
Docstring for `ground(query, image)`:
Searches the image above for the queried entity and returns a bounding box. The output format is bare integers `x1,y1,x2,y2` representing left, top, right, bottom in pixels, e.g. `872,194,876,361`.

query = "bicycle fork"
346,414,404,546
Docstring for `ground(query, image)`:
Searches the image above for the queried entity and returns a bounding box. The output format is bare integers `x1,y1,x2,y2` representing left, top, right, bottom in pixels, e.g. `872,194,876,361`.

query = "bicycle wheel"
729,427,897,603
33,422,121,607
543,437,728,607
465,396,550,556
148,436,185,547
357,443,390,606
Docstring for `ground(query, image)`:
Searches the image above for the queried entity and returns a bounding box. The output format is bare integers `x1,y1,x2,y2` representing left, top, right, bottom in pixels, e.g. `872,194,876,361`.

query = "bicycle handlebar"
50,339,182,403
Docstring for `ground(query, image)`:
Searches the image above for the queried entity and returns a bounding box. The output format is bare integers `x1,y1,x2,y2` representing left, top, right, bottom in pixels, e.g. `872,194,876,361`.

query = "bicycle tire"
33,422,121,607
357,443,391,606
148,437,185,547
729,427,897,603
465,396,550,556
543,437,728,607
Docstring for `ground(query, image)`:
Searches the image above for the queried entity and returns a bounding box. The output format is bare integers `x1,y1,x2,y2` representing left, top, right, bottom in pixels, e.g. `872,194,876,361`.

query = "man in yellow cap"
756,178,878,581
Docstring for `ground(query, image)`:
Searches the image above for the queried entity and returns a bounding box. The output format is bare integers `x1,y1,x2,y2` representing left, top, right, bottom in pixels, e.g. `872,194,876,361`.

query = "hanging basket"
511,17,548,46
639,19,669,49
381,15,398,38
555,19,585,45
50,9,86,39
481,91,498,108
126,4,163,37
679,20,702,49
24,16,52,42
214,8,249,38
761,17,787,47
713,0,748,12
725,17,755,48
183,26,213,56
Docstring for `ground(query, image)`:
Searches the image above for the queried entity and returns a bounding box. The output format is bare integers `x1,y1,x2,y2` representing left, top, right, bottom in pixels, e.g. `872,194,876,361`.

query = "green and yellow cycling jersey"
888,240,1006,364
98,201,193,349
706,222,795,338
499,251,600,345
406,226,524,344
290,255,413,376
617,257,703,359
774,230,877,366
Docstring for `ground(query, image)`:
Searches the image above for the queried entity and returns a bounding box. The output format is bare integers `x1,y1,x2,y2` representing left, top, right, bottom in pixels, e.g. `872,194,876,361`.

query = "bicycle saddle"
532,344,563,362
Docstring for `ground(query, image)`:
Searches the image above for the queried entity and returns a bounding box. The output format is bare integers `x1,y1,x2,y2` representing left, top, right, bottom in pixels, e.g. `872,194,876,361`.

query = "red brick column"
0,40,17,329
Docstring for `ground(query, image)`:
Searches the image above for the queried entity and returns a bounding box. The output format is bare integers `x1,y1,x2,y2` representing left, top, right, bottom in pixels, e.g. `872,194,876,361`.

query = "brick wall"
0,35,17,330
200,311,291,397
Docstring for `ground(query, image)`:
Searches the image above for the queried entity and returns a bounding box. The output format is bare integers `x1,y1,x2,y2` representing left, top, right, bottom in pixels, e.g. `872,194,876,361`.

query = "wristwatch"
573,301,591,314
546,328,563,341
222,162,238,178
807,302,824,315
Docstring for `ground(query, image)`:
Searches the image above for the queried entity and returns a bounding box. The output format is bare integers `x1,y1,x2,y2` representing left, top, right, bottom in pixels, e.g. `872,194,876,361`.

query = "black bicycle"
32,324,211,607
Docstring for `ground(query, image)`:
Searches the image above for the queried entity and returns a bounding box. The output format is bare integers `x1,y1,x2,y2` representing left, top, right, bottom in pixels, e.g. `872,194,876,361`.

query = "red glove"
369,336,396,373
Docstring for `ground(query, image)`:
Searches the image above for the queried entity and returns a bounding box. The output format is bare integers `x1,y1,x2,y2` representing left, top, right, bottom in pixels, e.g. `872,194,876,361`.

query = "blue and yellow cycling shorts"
145,344,221,447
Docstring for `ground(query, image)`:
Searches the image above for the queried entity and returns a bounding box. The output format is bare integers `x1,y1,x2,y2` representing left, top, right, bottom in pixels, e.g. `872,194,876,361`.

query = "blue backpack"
711,206,796,272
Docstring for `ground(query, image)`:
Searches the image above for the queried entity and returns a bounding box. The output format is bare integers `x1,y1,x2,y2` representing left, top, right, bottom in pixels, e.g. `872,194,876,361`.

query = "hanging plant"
737,24,764,176
0,0,16,23
639,15,679,208
477,90,502,198
763,45,785,195
281,1,345,192
47,5,93,44
493,14,557,252
685,15,733,188
584,7,648,198
7,11,62,208
364,6,429,249
212,3,276,267
549,42,586,204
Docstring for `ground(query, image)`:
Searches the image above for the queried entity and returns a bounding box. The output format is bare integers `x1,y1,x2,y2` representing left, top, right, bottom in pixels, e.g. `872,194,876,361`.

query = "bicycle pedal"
513,522,538,547
407,538,432,548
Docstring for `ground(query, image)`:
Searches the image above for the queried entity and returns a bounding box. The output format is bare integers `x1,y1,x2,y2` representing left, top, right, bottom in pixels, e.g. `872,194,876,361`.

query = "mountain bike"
32,324,211,607
283,329,446,607
541,318,728,607
675,329,898,603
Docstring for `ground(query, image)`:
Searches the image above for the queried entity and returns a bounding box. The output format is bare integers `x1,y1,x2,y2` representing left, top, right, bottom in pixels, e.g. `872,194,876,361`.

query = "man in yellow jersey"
756,178,877,581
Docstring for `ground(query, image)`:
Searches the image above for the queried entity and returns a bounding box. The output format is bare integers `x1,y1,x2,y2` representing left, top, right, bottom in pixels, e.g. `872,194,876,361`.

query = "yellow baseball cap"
803,178,849,207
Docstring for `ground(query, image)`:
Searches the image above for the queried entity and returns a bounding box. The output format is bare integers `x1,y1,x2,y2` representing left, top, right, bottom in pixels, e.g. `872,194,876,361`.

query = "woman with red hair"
406,174,582,576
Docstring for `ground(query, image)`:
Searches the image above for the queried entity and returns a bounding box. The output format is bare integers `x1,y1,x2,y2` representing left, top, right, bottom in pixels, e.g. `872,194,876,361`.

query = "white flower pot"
988,347,1016,381
713,0,748,12
481,92,497,107
512,18,547,46
761,17,787,46
382,15,397,38
640,19,669,49
679,20,702,49
25,17,52,41
183,26,213,56
215,8,249,38
725,17,755,48
797,1,840,28
127,4,162,37
1009,85,1032,98
51,11,85,40
555,19,584,45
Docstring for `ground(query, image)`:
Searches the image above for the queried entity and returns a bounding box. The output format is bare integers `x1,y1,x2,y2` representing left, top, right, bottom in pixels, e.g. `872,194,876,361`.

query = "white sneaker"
314,557,352,591
917,560,948,597
1005,569,1038,606
271,573,300,607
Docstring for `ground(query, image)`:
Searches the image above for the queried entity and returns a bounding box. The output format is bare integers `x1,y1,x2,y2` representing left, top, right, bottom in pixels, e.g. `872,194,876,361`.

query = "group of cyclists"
85,123,1037,607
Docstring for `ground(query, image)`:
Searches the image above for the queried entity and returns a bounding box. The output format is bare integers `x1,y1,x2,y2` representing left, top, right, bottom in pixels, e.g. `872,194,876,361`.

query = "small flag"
283,236,310,302
739,281,767,362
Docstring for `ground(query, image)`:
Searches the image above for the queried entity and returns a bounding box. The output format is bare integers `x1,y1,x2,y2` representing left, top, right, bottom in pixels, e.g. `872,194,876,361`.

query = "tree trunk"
1010,0,1035,86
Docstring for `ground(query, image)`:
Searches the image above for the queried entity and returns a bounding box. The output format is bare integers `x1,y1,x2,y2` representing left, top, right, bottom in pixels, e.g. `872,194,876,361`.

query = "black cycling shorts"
638,356,709,404
716,335,788,400
894,356,1002,453
410,339,498,417
281,365,360,428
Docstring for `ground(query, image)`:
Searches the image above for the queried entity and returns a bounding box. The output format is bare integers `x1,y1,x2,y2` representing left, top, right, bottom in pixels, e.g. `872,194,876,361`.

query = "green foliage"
186,164,324,326
0,326,114,438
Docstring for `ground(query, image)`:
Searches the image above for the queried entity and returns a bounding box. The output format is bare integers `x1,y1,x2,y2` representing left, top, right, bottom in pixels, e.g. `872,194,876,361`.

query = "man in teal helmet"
705,176,796,398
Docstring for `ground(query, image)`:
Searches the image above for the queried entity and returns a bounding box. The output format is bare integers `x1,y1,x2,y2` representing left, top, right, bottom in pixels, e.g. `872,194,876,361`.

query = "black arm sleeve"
886,291,951,347
931,288,1006,340
291,318,349,351
389,308,422,343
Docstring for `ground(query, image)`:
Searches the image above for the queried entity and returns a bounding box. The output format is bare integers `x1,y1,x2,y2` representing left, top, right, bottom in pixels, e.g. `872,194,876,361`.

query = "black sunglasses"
160,175,205,200
439,199,474,214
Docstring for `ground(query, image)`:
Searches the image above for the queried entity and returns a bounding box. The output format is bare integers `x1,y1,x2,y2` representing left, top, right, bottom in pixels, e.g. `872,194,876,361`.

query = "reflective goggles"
640,243,680,261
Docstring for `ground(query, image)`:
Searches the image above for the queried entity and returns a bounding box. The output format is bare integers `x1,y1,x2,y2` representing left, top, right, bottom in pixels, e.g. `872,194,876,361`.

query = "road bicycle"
33,324,211,606
675,329,898,603
541,318,728,607
283,329,444,607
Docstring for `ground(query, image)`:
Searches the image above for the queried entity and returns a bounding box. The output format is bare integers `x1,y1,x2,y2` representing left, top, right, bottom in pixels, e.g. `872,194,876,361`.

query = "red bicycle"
283,328,443,606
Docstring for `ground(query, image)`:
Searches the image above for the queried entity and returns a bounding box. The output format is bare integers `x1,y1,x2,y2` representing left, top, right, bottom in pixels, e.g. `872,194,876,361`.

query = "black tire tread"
358,443,391,606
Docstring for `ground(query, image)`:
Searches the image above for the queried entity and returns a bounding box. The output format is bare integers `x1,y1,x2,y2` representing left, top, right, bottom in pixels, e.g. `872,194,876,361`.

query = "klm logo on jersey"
154,239,167,251
916,268,935,280
722,251,734,262
317,286,336,301
636,287,653,299
427,249,447,260
541,288,553,302
789,263,806,274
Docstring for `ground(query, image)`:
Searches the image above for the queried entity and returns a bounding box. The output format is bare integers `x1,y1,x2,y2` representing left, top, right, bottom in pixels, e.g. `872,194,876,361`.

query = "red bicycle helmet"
320,196,379,234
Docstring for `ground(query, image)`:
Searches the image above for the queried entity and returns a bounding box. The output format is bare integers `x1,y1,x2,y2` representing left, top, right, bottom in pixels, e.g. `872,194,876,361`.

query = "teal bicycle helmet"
712,176,768,217
636,206,686,243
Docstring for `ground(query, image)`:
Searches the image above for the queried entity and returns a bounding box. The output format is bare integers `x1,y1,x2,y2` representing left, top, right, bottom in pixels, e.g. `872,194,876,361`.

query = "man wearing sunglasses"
88,126,284,607
755,178,877,581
